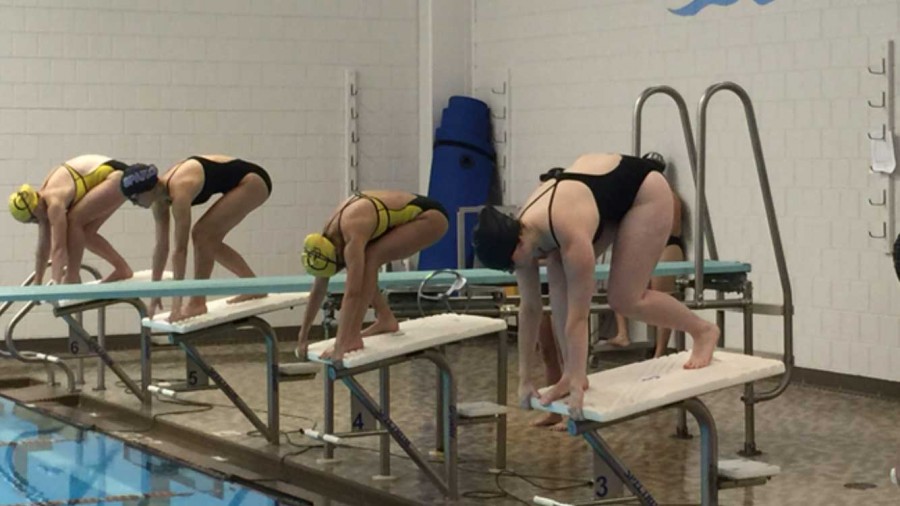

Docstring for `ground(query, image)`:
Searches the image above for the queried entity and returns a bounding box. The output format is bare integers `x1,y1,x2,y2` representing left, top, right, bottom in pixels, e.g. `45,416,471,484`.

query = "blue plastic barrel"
419,96,496,270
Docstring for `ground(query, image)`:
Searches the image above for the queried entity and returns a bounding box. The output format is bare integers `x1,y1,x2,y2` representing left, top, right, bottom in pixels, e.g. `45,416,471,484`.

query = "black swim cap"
120,164,158,197
473,205,521,272
642,151,666,173
893,233,899,282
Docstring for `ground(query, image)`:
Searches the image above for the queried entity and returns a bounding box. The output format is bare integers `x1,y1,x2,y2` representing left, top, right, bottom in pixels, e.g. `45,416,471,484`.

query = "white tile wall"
2,1,419,338
473,0,900,381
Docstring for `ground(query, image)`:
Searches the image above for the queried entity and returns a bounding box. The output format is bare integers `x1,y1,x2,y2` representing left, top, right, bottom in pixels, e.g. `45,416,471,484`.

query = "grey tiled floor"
2,337,899,505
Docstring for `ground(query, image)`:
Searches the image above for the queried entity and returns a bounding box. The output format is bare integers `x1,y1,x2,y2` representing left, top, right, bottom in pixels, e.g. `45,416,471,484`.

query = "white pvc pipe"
533,497,571,506
147,385,178,398
303,429,341,445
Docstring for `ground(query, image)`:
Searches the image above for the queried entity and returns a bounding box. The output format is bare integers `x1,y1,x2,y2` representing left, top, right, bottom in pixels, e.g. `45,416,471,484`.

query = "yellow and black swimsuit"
303,192,447,276
364,193,449,241
327,192,448,246
64,159,128,208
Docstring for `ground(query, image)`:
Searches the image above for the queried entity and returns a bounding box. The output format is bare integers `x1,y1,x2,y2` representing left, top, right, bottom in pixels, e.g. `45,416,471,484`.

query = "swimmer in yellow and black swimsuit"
297,190,450,361
8,154,139,284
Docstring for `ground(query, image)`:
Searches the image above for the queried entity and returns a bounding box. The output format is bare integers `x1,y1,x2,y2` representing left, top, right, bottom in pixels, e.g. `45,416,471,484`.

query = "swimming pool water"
0,397,307,505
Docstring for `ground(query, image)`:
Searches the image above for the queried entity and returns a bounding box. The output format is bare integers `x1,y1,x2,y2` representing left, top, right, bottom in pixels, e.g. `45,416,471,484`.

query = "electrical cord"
246,428,593,504
109,386,690,506
111,395,215,434
113,378,317,426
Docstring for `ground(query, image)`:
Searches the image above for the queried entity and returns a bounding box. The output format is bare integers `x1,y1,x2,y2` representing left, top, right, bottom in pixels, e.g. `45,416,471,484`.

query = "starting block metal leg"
71,312,86,386
339,372,451,497
172,318,280,445
435,353,458,498
580,428,657,506
379,366,391,478
113,298,152,408
96,307,106,391
322,366,337,462
682,398,718,506
332,348,459,500
245,318,280,444
495,329,508,470
58,312,147,405
434,345,445,457
576,398,720,506
420,349,458,498
740,281,760,457
672,331,690,440
138,328,151,406
55,298,150,408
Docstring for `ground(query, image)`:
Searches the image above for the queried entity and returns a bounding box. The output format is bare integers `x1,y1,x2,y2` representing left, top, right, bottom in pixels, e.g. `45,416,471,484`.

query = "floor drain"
843,482,877,490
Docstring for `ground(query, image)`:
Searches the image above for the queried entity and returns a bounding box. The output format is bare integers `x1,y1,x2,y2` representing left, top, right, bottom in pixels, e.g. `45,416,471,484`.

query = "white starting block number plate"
185,356,210,389
67,326,93,357
594,453,625,499
350,395,376,433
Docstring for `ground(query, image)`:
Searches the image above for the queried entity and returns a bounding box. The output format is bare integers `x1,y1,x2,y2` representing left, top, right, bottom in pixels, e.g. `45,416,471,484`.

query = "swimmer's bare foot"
538,374,590,420
530,412,563,428
174,300,208,321
549,420,569,432
227,293,267,304
684,323,720,369
320,336,364,361
518,381,540,409
607,334,630,348
361,317,399,337
102,266,134,283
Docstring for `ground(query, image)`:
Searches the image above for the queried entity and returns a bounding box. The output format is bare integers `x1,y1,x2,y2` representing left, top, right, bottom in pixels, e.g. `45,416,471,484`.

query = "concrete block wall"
0,0,419,337
472,0,900,380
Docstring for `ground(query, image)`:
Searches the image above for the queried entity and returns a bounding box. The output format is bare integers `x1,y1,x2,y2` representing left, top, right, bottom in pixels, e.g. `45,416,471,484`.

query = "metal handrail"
633,85,720,265
2,264,103,392
5,301,76,392
0,273,36,359
697,81,794,401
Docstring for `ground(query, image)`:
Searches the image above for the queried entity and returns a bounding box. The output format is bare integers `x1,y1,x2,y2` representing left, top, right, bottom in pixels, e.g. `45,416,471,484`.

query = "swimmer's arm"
515,261,543,396
34,220,51,285
334,237,367,343
150,200,170,282
560,238,597,378
168,195,191,314
46,201,68,284
298,276,329,344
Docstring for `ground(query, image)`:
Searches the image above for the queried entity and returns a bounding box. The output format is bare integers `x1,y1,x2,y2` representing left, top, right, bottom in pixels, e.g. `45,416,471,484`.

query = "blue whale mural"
669,0,776,17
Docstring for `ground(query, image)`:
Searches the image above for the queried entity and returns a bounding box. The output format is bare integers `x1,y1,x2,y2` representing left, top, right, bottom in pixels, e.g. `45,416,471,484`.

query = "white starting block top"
56,270,173,307
142,292,308,333
531,351,785,423
307,313,506,369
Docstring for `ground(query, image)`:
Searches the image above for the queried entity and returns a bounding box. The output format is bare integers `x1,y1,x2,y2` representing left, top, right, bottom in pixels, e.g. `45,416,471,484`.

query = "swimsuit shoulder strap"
324,193,364,242
165,159,196,196
359,193,388,238
518,178,562,248
63,163,88,208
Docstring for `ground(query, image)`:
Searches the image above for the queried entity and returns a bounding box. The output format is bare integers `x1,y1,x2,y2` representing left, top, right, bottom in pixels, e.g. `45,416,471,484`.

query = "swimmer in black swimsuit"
607,152,687,358
893,234,900,282
120,155,272,322
473,153,720,419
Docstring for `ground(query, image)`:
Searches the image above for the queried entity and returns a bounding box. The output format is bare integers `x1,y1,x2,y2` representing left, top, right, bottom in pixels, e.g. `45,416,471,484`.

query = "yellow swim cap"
302,233,339,277
9,184,39,223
